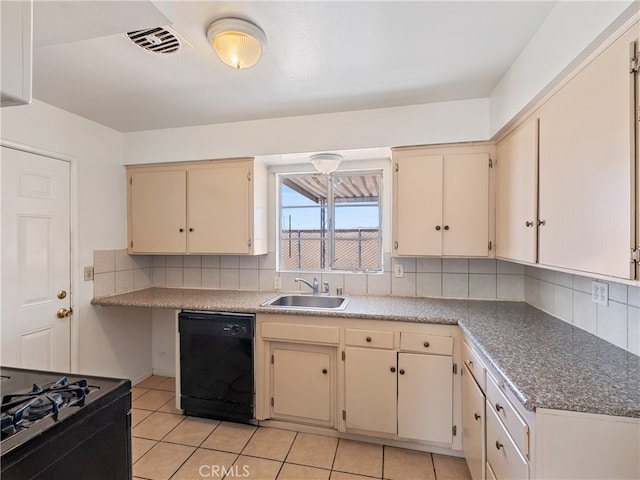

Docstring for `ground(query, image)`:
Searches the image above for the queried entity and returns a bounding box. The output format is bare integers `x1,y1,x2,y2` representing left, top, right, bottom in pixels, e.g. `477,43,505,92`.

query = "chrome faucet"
295,277,319,294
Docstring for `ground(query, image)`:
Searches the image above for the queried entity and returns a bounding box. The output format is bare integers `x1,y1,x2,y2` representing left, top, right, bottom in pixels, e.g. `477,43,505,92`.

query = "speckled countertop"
92,287,640,418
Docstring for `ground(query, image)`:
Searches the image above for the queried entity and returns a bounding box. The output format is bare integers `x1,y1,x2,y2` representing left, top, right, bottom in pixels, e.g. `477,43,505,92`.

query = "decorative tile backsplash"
92,249,638,355
525,266,640,356
93,250,524,301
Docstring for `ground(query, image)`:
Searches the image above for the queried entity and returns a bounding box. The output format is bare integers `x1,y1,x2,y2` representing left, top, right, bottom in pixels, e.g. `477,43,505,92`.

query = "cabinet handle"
495,441,503,450
179,228,184,232
474,413,481,421
444,225,450,231
538,219,546,226
423,341,430,348
399,369,405,375
322,368,327,375
390,367,396,373
189,228,194,232
435,225,441,231
525,221,533,227
467,359,473,367
495,403,503,412
366,336,372,343
394,241,398,250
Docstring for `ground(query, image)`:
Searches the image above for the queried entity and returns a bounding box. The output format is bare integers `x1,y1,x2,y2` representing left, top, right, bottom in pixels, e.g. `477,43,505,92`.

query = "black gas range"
0,367,132,479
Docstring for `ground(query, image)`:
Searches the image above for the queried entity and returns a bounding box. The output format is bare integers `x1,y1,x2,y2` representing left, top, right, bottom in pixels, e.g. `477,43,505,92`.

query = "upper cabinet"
495,116,538,265
127,158,268,255
392,144,493,257
1,0,32,106
496,20,639,280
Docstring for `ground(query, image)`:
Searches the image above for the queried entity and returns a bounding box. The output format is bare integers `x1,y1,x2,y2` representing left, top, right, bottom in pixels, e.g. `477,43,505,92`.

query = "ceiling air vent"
126,26,191,56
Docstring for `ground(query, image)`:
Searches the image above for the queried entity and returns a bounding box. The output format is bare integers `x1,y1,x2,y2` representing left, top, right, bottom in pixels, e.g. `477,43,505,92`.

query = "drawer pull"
366,336,372,343
322,368,327,374
423,341,430,348
474,413,481,421
495,441,503,450
495,403,503,412
390,367,396,373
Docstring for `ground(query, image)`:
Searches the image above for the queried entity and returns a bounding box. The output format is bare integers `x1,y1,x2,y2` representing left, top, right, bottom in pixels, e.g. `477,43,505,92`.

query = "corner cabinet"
496,19,639,279
126,158,268,255
392,143,494,257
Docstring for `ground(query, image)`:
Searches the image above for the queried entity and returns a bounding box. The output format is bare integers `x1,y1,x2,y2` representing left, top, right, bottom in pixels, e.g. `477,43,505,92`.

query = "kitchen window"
278,170,383,273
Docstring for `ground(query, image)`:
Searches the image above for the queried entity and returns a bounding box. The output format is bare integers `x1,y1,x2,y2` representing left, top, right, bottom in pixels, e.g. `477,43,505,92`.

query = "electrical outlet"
84,266,94,281
274,276,282,290
591,281,609,306
394,263,404,278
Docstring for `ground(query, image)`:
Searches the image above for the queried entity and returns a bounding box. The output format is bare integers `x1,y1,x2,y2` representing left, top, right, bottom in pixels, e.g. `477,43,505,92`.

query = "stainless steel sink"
262,293,349,310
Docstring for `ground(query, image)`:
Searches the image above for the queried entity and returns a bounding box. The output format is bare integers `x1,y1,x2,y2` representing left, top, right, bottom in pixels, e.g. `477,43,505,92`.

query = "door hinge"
452,363,458,375
342,410,346,420
271,354,274,364
452,425,457,436
341,350,345,361
271,397,274,407
632,248,640,263
630,45,639,73
489,158,493,168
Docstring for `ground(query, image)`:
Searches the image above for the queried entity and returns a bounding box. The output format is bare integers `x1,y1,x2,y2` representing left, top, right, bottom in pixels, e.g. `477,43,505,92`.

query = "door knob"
57,290,67,299
57,308,73,318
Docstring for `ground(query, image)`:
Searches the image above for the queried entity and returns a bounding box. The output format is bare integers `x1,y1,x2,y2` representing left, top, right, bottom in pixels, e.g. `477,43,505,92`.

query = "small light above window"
310,153,342,174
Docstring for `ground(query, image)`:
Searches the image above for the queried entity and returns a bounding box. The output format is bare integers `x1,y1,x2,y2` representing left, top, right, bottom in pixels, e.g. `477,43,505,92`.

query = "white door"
1,146,72,371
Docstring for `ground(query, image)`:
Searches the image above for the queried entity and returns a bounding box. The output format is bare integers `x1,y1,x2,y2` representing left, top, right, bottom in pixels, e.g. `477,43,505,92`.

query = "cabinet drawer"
262,323,340,344
487,373,529,457
345,329,394,349
400,332,452,355
463,340,487,391
487,403,529,480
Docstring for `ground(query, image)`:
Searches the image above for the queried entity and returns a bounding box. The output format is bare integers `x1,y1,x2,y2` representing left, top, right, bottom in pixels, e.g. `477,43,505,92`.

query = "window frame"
277,168,384,274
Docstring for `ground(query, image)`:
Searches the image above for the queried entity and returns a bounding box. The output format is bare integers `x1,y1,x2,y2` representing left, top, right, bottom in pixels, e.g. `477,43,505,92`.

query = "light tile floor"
132,376,472,480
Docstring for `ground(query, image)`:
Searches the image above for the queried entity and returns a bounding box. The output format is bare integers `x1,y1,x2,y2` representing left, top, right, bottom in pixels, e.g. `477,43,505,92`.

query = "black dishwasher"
179,310,255,424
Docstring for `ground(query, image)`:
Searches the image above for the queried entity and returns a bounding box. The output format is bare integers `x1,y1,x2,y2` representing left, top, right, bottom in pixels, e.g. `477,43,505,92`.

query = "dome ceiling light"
206,18,267,70
310,153,342,175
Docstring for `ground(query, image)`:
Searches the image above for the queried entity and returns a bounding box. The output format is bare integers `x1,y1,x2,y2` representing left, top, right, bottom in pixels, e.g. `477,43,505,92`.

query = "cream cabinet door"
462,365,486,480
129,170,187,253
442,153,490,257
344,347,397,434
393,154,443,256
271,345,334,426
397,353,453,444
537,23,638,279
495,117,538,264
188,163,251,254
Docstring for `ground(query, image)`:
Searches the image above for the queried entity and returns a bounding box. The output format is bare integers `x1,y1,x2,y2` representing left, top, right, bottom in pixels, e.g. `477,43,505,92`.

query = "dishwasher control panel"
223,323,250,336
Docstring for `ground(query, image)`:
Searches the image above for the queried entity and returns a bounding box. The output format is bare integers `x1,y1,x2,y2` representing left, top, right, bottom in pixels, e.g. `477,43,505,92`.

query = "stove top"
0,367,130,458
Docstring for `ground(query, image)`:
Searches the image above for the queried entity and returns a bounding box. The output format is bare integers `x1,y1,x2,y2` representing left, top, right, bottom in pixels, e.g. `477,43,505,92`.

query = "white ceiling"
31,1,557,133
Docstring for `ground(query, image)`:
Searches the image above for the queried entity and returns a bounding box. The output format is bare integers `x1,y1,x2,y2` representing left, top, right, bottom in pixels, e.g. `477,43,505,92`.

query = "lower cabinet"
270,343,336,427
257,314,461,450
462,363,485,480
344,330,455,445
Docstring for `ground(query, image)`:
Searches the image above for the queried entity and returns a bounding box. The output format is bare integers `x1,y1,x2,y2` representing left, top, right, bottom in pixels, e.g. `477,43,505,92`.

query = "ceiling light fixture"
310,153,342,174
206,18,267,70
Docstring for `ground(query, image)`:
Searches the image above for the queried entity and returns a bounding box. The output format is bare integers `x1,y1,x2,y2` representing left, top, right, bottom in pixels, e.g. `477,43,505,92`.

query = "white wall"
122,98,490,164
489,1,636,137
0,99,152,382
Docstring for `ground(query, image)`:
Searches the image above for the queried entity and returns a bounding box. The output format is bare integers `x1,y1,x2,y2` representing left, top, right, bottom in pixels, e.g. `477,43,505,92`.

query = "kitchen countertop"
92,287,640,418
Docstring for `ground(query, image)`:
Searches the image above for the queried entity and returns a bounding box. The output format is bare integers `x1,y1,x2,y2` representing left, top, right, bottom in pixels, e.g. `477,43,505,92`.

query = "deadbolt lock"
57,290,67,299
